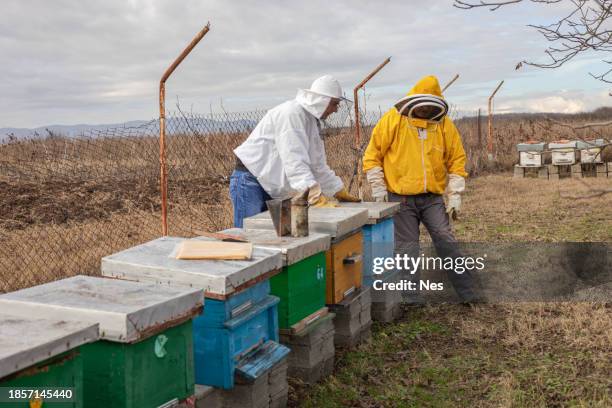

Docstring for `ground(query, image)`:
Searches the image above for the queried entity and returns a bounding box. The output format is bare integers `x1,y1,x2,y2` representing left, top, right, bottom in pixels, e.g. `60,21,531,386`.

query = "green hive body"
0,277,203,408
81,321,194,408
271,251,327,329
1,351,83,408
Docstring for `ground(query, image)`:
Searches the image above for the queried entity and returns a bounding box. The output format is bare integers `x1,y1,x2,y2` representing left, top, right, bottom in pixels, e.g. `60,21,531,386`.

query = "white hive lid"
101,237,283,298
243,207,368,238
218,228,331,266
338,202,400,224
0,313,99,379
0,276,203,343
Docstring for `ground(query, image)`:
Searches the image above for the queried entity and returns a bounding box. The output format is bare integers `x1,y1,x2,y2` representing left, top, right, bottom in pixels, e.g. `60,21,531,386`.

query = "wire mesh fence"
1,105,611,293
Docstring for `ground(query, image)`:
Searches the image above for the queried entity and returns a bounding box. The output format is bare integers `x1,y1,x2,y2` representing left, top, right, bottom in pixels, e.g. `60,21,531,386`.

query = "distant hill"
0,120,152,140
0,116,260,142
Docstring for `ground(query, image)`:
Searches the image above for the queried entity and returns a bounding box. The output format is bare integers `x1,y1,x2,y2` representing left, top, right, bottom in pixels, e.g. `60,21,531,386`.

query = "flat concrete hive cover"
243,207,368,238
219,228,331,266
0,314,99,379
0,276,203,343
101,237,283,298
338,202,400,224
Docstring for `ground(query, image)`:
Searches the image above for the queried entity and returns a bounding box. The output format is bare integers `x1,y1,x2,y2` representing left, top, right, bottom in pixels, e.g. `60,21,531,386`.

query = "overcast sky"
1,0,609,128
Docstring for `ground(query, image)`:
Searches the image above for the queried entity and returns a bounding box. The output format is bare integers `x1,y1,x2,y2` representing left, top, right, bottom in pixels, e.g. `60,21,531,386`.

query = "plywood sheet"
176,241,253,260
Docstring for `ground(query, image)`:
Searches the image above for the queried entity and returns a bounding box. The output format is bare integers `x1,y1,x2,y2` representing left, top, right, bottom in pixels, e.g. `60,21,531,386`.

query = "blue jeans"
229,170,272,228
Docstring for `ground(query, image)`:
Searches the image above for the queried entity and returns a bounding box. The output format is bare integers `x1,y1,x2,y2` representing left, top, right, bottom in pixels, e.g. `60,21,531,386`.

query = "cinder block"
360,322,372,343
280,314,334,346
371,306,396,323
222,373,269,408
334,313,361,337
195,385,223,408
548,164,559,174
329,297,361,318
359,287,372,307
286,338,325,367
270,389,288,408
268,358,288,397
538,166,549,179
360,305,372,326
571,164,582,178
513,165,524,178
288,359,324,384
322,355,334,378
322,330,335,359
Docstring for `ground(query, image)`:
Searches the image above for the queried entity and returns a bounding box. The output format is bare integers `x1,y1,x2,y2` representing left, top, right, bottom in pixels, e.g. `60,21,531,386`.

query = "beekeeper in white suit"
231,75,360,228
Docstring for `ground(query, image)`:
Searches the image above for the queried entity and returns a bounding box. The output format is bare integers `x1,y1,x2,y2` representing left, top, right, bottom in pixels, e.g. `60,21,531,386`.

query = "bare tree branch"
454,0,612,85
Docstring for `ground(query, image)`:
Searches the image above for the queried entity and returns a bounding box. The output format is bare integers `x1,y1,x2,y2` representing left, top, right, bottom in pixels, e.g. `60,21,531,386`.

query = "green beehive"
0,314,99,408
221,228,331,330
0,276,203,408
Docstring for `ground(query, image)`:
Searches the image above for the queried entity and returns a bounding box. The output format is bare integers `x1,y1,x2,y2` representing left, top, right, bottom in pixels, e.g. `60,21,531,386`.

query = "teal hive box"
101,237,289,389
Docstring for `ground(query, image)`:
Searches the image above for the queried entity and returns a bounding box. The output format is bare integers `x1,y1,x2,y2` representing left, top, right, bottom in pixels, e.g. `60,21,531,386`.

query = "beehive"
101,237,289,389
244,207,369,305
339,202,400,286
516,141,547,167
577,139,606,163
220,228,331,330
549,140,578,165
0,314,98,408
0,276,202,407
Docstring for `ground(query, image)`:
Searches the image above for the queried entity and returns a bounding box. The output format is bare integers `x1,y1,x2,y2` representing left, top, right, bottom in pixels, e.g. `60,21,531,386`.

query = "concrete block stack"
280,313,335,384
370,270,403,323
328,286,372,348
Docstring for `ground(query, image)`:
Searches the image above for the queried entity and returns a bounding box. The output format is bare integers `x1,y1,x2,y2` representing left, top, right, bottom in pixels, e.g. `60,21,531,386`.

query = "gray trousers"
389,192,475,302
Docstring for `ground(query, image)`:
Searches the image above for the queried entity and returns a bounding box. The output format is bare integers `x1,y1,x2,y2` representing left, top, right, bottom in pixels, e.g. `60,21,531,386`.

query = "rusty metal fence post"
159,23,211,235
442,74,460,93
353,57,391,198
487,80,504,161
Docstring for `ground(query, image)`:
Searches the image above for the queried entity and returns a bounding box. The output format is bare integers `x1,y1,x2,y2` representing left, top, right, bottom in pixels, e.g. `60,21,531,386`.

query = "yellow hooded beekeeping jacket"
362,75,467,195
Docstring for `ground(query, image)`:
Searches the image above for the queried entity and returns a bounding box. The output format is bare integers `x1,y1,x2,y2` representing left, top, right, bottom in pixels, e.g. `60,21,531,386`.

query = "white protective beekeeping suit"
233,76,345,199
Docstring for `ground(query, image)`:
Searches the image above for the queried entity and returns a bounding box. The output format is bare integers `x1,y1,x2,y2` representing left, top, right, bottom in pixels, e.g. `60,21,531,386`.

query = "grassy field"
1,113,610,406
291,174,611,408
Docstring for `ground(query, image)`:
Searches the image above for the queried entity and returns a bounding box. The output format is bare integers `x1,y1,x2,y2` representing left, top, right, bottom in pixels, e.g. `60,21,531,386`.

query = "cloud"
0,0,609,128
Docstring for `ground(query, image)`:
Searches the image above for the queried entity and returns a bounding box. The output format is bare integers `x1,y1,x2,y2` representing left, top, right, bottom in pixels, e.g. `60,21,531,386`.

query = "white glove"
366,167,388,202
446,174,465,217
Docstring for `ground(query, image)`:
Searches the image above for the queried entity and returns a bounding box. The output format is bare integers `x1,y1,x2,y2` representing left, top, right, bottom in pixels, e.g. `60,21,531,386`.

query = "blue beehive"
337,203,400,286
193,280,289,388
363,217,395,286
101,236,290,389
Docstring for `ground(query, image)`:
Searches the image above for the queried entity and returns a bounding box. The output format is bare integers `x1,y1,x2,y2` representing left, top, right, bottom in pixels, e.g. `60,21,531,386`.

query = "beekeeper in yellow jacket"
363,75,475,303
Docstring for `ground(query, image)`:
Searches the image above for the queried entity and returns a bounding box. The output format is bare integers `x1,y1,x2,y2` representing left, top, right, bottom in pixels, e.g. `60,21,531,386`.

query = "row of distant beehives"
514,139,610,179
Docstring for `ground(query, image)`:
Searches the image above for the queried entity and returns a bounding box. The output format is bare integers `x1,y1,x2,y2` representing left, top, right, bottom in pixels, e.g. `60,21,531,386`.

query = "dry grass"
293,172,611,408
458,174,612,242
1,112,611,406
